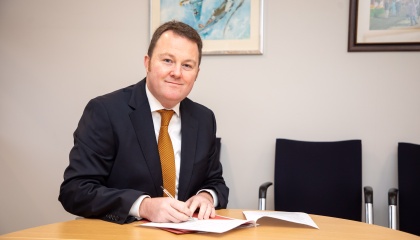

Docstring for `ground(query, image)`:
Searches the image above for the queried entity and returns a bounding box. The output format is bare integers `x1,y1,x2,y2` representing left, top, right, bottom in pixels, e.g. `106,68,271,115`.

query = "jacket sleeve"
58,98,141,224
203,113,229,209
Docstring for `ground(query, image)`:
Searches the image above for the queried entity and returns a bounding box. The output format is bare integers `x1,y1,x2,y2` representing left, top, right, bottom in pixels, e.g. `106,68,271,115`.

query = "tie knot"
157,109,174,127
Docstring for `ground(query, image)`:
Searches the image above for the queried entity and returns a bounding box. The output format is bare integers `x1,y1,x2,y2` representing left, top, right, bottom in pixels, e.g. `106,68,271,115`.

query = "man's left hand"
185,192,216,220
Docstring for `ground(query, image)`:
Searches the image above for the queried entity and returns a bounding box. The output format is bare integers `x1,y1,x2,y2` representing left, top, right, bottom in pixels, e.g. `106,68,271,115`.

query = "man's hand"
139,197,193,223
185,192,216,220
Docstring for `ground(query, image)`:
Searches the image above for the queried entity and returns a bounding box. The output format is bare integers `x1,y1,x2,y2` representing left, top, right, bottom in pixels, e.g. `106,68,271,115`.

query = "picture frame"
348,0,420,52
150,0,264,55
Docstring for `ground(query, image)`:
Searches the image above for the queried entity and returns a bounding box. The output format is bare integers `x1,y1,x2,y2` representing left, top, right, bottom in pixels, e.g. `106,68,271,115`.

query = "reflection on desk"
1,209,419,240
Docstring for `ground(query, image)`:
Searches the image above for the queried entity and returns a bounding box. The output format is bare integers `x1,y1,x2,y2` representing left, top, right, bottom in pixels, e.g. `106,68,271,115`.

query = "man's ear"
195,67,200,81
144,55,150,72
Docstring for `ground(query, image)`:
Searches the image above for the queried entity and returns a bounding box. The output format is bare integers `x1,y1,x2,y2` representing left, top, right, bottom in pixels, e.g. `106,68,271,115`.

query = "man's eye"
183,64,192,69
163,59,172,63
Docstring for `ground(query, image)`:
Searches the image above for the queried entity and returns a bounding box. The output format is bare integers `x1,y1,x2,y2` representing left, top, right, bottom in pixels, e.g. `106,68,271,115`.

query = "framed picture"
348,0,420,52
150,0,264,55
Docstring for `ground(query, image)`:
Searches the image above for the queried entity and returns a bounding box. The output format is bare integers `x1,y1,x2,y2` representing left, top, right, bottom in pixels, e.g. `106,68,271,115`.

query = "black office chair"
388,142,420,236
259,138,373,223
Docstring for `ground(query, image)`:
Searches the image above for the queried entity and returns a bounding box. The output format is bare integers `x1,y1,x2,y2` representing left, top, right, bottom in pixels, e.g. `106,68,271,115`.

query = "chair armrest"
364,186,373,204
259,182,273,198
258,182,273,210
388,188,398,206
388,188,398,229
363,186,374,224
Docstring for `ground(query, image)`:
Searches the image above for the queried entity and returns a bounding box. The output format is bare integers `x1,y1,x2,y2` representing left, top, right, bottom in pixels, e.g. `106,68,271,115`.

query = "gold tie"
157,109,176,197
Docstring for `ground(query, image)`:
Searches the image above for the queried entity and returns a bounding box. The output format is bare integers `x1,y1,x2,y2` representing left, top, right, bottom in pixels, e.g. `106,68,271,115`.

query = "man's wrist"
129,195,150,218
197,189,218,207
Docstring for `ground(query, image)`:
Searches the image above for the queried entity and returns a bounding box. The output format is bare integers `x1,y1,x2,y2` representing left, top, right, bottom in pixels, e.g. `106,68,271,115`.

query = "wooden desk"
1,209,419,240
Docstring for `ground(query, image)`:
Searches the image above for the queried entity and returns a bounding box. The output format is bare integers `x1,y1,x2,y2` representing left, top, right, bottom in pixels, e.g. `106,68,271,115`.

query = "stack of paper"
139,211,319,234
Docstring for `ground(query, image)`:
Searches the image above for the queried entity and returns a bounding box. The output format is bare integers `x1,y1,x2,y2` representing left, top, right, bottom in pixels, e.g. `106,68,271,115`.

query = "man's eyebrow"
158,52,174,59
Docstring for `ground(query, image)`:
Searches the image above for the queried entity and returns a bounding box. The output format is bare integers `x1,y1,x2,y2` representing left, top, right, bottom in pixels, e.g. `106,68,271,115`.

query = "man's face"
145,30,200,109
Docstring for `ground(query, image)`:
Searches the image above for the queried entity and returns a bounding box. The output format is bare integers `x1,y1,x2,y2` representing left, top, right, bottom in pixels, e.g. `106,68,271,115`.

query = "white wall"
1,0,419,234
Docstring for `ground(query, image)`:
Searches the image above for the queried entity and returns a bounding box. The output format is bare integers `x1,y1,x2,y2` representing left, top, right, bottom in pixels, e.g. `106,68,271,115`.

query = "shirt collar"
145,83,180,116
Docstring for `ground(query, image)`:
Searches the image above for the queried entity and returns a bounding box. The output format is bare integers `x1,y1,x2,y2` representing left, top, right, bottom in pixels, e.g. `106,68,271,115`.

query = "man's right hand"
139,197,193,223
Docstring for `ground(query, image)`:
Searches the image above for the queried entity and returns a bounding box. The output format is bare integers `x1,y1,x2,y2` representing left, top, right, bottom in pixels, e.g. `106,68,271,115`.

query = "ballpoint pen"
161,186,195,221
161,186,175,199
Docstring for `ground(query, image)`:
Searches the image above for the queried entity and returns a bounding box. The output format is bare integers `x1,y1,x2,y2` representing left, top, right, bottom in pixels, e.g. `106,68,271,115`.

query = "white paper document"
140,216,255,234
243,211,319,229
139,211,319,234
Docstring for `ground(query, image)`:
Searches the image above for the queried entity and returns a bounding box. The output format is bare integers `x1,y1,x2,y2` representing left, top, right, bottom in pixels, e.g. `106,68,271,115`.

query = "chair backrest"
274,138,362,221
398,142,420,236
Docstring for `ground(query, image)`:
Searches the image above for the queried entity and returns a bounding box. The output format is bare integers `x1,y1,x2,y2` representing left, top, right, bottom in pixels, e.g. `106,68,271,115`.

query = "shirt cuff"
197,189,218,207
129,195,150,219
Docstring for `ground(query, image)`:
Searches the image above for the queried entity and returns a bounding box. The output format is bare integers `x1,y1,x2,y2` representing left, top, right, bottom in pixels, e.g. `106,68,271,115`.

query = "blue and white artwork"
160,0,251,40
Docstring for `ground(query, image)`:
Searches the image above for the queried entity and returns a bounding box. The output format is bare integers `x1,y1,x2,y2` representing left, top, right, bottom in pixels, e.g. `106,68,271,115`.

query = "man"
59,21,229,224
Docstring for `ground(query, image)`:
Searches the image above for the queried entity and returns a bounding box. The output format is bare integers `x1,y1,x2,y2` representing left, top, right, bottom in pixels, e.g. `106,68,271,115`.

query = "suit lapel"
128,80,162,196
178,101,198,201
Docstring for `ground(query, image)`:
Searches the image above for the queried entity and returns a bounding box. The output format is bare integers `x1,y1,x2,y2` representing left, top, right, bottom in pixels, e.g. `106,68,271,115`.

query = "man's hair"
147,20,203,65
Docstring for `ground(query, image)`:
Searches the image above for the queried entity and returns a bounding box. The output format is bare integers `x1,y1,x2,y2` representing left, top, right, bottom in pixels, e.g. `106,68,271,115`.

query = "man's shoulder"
92,80,145,105
181,98,214,116
98,84,136,101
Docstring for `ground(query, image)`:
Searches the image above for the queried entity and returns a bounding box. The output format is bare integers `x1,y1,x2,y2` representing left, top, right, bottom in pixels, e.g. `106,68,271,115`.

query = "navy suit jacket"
59,79,229,223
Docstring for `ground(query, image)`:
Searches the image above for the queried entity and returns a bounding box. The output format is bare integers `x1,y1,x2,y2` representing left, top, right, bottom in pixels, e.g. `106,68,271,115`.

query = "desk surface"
1,209,419,240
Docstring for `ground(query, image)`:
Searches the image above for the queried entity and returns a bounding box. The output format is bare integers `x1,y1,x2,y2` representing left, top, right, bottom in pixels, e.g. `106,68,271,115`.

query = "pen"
161,186,195,221
161,186,175,199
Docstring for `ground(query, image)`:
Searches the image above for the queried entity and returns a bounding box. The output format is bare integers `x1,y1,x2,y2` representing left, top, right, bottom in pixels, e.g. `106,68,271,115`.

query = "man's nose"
170,65,182,78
